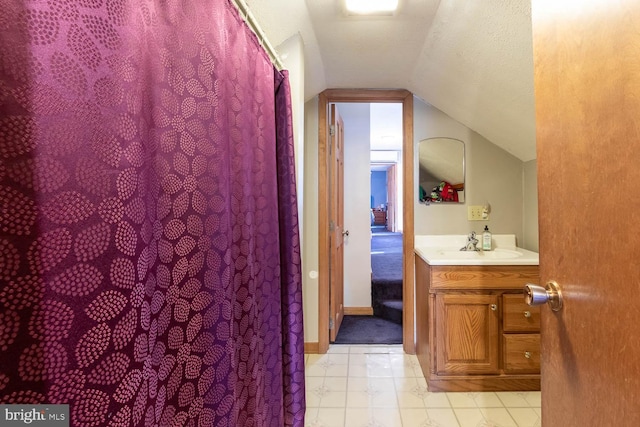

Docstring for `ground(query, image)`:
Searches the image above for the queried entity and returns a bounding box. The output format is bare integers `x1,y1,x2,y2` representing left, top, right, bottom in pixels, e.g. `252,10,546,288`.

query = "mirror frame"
418,137,465,204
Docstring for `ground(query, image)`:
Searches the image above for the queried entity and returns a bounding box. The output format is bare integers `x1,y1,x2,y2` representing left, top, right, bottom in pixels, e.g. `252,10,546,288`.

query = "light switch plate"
468,205,486,221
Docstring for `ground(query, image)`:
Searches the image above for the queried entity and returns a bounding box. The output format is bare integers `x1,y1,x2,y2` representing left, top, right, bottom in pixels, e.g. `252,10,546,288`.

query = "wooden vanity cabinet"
415,254,540,392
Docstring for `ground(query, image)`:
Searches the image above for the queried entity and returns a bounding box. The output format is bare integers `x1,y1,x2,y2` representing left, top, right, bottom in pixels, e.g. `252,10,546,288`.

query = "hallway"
371,228,403,326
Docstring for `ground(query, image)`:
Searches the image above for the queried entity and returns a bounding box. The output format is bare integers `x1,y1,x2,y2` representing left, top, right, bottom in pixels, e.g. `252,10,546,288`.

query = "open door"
329,104,345,342
533,1,640,425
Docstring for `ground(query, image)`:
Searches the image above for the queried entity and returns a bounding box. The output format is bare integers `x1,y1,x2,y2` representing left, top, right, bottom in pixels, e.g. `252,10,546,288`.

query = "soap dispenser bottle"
482,225,492,251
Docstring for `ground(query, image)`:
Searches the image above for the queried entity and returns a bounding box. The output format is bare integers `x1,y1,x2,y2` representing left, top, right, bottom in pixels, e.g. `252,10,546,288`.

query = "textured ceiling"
245,0,536,161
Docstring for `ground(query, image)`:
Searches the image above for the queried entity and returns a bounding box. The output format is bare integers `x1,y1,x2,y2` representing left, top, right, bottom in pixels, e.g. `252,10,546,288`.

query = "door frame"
318,89,415,354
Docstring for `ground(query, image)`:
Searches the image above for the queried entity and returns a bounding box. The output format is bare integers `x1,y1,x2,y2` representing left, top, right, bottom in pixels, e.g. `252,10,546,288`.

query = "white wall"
302,97,319,343
523,159,539,252
338,104,373,309
277,35,305,245
413,97,524,243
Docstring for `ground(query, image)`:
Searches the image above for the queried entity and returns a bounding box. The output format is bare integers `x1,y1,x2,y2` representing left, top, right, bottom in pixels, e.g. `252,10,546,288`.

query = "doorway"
317,89,415,354
331,103,404,345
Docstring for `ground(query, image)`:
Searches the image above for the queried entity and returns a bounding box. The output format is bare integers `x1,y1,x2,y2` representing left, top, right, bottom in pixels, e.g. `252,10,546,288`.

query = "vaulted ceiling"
245,0,536,161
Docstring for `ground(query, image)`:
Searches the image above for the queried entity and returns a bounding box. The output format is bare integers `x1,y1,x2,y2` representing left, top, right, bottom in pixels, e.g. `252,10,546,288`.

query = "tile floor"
304,345,541,427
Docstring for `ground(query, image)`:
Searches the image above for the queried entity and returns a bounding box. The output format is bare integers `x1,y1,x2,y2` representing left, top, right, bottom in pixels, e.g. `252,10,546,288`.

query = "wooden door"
532,1,640,425
329,104,345,342
435,293,500,375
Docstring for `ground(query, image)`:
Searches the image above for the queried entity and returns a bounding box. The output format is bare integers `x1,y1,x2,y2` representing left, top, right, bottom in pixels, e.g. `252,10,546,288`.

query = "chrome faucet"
461,231,480,251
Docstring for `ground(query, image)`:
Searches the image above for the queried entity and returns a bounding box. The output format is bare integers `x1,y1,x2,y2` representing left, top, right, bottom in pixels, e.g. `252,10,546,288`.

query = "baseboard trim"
344,307,374,316
304,342,319,354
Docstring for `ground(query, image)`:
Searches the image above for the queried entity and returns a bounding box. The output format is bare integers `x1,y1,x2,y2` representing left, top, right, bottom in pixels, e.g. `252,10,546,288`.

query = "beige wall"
523,159,539,252
413,98,524,243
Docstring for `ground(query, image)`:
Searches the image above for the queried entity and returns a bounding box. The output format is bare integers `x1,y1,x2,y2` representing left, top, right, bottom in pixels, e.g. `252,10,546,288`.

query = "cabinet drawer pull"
524,311,531,318
490,304,497,311
524,351,532,359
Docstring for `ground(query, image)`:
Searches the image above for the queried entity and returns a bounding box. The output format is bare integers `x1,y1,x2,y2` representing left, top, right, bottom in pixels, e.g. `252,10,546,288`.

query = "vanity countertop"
414,234,539,266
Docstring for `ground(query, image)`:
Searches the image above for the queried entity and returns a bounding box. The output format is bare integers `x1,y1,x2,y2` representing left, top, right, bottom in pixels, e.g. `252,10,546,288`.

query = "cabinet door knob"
490,304,497,311
524,351,532,359
523,311,531,318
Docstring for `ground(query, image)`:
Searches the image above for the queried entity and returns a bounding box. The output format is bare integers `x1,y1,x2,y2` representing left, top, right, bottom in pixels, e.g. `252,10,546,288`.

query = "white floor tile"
344,407,403,427
524,393,541,408
346,389,399,408
473,392,504,408
427,408,461,427
397,390,428,408
304,344,542,427
480,408,518,426
322,377,349,391
348,377,396,392
495,392,541,408
507,407,541,427
318,390,347,408
327,345,351,354
394,377,451,409
324,364,349,377
394,376,428,392
447,393,481,408
454,408,486,427
305,407,346,427
390,354,422,377
399,408,430,426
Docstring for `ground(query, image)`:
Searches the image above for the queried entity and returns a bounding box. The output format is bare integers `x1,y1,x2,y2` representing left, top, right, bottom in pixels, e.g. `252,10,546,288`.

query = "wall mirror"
418,137,465,204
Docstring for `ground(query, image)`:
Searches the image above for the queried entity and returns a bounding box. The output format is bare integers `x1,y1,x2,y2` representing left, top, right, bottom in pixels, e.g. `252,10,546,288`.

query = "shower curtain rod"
230,0,285,70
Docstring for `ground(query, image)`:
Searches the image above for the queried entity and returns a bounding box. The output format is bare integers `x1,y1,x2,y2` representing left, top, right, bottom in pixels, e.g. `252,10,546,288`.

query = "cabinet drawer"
503,334,540,374
503,294,540,332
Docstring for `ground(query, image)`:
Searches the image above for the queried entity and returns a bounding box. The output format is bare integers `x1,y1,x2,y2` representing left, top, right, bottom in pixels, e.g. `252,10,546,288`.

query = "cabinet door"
435,294,500,375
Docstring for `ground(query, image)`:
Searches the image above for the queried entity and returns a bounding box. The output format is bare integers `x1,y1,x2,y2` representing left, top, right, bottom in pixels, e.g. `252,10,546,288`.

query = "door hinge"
329,318,334,329
330,125,335,137
329,220,335,232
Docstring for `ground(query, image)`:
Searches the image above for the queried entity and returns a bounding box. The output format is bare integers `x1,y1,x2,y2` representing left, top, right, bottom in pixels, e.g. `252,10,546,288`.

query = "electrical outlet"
468,205,486,221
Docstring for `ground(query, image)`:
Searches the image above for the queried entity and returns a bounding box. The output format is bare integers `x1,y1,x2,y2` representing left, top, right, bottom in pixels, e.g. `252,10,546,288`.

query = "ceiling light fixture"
345,0,399,14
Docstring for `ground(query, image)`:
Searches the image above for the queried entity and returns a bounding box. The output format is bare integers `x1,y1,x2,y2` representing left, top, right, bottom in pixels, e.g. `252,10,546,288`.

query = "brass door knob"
524,281,563,311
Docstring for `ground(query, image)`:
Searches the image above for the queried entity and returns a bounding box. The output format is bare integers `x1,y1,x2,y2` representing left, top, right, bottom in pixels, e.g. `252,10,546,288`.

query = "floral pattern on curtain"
0,0,305,425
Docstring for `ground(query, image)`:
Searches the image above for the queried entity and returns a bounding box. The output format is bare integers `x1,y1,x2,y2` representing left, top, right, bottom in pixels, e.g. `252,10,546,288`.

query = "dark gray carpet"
371,231,403,284
334,315,402,344
371,231,403,254
371,253,403,284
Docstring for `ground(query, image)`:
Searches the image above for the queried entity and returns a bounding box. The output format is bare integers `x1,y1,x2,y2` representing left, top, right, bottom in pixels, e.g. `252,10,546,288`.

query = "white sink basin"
414,234,539,266
437,248,523,259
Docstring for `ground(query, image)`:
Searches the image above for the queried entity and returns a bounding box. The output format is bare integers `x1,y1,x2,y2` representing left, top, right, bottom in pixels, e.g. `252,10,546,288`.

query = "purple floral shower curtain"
0,0,305,425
